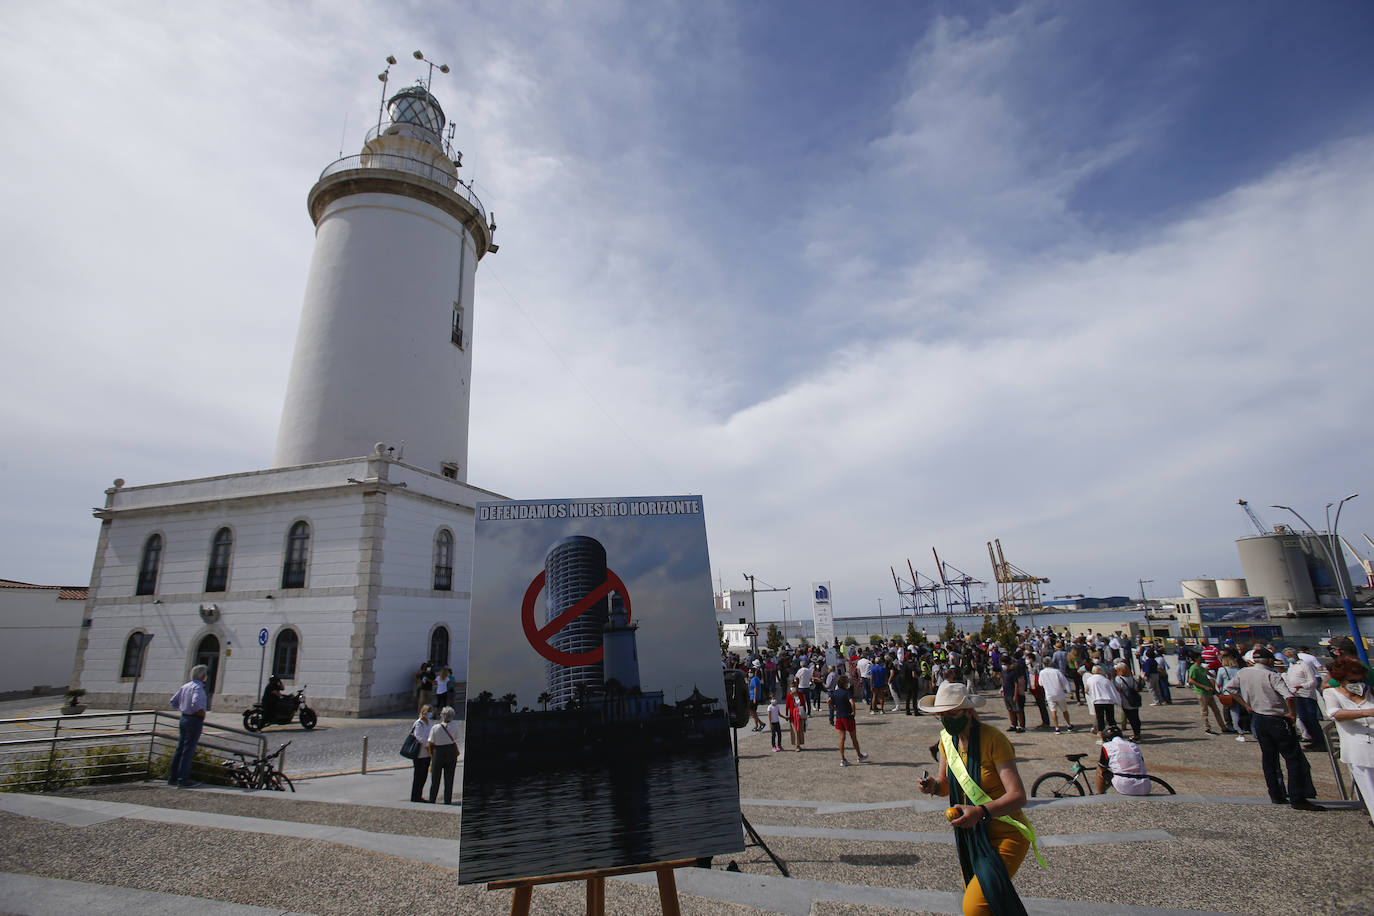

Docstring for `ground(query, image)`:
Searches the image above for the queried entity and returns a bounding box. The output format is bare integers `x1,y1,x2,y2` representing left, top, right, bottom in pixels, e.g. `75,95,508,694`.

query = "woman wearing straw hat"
918,681,1044,916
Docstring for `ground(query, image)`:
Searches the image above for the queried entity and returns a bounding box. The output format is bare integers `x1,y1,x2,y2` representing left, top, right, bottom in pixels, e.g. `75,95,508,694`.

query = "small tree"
994,612,1020,649
941,615,958,642
906,621,923,645
798,636,810,647
980,615,997,641
869,633,883,646
766,622,783,652
842,635,858,647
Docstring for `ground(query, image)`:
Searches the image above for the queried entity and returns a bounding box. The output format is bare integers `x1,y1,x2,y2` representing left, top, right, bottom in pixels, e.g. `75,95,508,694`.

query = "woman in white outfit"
1323,657,1374,823
427,705,461,805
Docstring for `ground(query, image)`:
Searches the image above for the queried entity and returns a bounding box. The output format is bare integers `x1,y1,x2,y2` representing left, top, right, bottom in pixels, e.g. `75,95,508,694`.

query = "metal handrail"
317,152,488,225
0,709,266,792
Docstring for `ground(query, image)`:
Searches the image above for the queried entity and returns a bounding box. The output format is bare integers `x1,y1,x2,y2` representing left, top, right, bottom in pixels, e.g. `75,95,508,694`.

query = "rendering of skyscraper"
545,535,610,708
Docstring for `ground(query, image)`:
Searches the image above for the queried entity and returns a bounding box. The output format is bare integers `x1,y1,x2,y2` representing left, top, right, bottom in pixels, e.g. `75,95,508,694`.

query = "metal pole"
1330,496,1367,665
258,640,267,702
1273,500,1367,665
361,735,369,774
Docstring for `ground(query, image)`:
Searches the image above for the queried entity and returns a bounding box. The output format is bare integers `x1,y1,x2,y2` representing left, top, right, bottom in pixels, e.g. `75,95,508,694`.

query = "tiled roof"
1,578,89,599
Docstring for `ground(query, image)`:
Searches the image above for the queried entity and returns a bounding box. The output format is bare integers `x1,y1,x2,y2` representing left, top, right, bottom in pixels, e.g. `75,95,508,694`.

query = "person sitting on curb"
1097,726,1150,795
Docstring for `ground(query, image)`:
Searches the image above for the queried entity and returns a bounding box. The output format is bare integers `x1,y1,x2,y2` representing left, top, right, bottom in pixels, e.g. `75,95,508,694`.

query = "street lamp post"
1272,495,1367,666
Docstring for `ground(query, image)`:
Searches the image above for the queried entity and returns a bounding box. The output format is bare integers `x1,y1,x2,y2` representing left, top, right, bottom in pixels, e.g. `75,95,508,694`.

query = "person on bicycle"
1097,726,1149,795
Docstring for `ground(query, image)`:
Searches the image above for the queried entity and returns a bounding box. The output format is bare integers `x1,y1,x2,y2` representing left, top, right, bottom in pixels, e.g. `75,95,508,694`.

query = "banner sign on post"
812,581,835,647
459,495,743,885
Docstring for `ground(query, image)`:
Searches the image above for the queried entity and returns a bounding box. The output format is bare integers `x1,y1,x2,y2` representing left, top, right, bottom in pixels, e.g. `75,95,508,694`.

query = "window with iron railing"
205,527,232,592
434,529,454,591
281,521,311,589
136,534,162,596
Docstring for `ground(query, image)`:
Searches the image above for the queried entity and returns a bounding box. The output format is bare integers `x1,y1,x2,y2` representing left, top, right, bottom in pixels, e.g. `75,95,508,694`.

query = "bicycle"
221,741,295,792
1031,752,1175,798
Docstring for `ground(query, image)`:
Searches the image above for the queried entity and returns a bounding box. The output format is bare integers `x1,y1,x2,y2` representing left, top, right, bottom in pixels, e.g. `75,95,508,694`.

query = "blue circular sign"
258,628,269,647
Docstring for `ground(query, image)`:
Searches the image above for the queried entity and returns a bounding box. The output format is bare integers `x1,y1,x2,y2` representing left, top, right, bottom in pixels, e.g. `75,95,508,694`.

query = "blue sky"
2,1,1371,618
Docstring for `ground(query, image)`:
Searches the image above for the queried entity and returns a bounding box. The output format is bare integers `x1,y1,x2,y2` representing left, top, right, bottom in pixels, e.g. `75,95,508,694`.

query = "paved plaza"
1,691,1371,915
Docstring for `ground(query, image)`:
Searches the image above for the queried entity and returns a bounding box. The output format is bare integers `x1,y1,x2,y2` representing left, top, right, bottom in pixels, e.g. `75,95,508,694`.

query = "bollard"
361,734,369,774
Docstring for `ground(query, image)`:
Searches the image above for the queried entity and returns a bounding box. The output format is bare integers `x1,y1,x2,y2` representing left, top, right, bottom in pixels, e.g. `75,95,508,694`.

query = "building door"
195,635,221,697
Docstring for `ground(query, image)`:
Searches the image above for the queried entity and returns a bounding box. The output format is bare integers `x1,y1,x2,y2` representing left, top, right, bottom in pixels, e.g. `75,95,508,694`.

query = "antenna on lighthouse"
376,54,398,134
412,50,450,92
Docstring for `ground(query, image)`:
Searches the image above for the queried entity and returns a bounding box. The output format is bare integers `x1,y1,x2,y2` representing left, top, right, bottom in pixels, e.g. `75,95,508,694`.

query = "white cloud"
0,2,1369,617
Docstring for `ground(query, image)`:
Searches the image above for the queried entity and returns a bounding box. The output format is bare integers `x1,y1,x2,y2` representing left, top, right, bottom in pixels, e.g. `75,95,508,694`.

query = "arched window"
205,527,232,592
120,631,150,678
135,534,162,596
430,626,450,668
433,529,454,591
272,629,300,680
281,521,311,588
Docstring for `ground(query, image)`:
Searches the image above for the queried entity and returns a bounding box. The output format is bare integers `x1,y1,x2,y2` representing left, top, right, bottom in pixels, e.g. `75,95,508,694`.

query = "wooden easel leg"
586,876,606,916
655,866,682,916
509,885,532,916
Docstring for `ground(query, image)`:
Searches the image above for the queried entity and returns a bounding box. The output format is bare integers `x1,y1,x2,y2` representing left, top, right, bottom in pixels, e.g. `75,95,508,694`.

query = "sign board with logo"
460,496,742,884
812,581,835,647
1196,596,1268,624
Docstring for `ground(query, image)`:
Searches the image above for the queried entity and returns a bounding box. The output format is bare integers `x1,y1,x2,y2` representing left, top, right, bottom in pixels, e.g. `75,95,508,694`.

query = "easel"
489,858,696,916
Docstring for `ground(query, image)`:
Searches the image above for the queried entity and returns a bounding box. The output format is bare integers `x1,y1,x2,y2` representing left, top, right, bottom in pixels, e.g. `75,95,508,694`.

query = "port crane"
1238,499,1270,535
1339,534,1374,588
986,538,1049,617
892,560,944,616
933,547,983,614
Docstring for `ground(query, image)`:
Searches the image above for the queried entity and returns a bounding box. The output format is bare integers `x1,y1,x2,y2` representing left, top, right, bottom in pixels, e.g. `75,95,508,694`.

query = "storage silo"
1215,578,1249,598
1235,535,1317,609
1181,579,1219,600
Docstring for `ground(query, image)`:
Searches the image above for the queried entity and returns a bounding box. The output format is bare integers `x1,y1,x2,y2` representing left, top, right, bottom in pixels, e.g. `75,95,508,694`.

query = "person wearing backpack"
1112,662,1143,740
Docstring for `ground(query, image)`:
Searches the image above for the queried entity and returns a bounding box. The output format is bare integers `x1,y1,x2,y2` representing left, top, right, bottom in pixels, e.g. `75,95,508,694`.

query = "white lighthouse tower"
274,60,496,481
72,57,511,719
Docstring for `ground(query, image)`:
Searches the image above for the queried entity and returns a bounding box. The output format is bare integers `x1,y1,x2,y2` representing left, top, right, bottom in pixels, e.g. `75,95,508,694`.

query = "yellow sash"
940,730,1047,868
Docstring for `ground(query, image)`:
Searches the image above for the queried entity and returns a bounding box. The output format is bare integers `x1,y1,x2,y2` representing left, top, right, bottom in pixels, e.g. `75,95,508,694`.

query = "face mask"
1346,682,1368,698
940,712,970,735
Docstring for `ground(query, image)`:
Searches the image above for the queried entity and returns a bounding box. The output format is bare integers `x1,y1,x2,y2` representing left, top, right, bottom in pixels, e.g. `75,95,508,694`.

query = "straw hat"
917,681,986,714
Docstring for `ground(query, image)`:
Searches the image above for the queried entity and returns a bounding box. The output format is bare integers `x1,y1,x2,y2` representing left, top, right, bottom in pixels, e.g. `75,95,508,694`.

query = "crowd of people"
723,627,1374,914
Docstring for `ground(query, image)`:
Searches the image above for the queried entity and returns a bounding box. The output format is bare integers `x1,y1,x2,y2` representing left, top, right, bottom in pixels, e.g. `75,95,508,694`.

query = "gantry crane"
933,547,983,615
986,538,1049,615
892,559,943,616
1339,534,1374,588
1237,499,1270,536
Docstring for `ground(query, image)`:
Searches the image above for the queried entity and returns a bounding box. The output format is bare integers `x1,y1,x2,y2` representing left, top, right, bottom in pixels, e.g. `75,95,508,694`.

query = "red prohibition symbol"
521,569,632,667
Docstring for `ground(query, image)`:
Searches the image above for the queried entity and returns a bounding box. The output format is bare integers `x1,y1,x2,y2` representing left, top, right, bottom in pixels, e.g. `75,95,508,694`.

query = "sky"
2,1,1372,620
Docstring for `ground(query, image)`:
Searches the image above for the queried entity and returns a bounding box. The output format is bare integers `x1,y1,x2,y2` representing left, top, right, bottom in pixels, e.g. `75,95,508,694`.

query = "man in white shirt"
1038,656,1073,733
1283,649,1326,750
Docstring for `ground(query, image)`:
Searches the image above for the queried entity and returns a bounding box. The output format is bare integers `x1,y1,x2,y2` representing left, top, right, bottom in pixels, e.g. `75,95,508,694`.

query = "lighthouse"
274,61,496,480
72,57,510,718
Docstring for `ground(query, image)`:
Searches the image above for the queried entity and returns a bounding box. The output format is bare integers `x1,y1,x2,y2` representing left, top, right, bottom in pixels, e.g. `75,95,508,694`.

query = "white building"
71,71,505,716
0,579,87,697
716,587,754,628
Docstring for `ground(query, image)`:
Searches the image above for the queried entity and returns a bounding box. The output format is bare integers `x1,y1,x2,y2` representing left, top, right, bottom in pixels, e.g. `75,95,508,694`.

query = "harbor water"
458,743,742,884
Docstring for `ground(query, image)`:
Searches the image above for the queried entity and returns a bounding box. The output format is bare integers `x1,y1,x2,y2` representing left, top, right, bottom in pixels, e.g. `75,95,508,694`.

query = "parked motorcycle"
242,685,317,732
